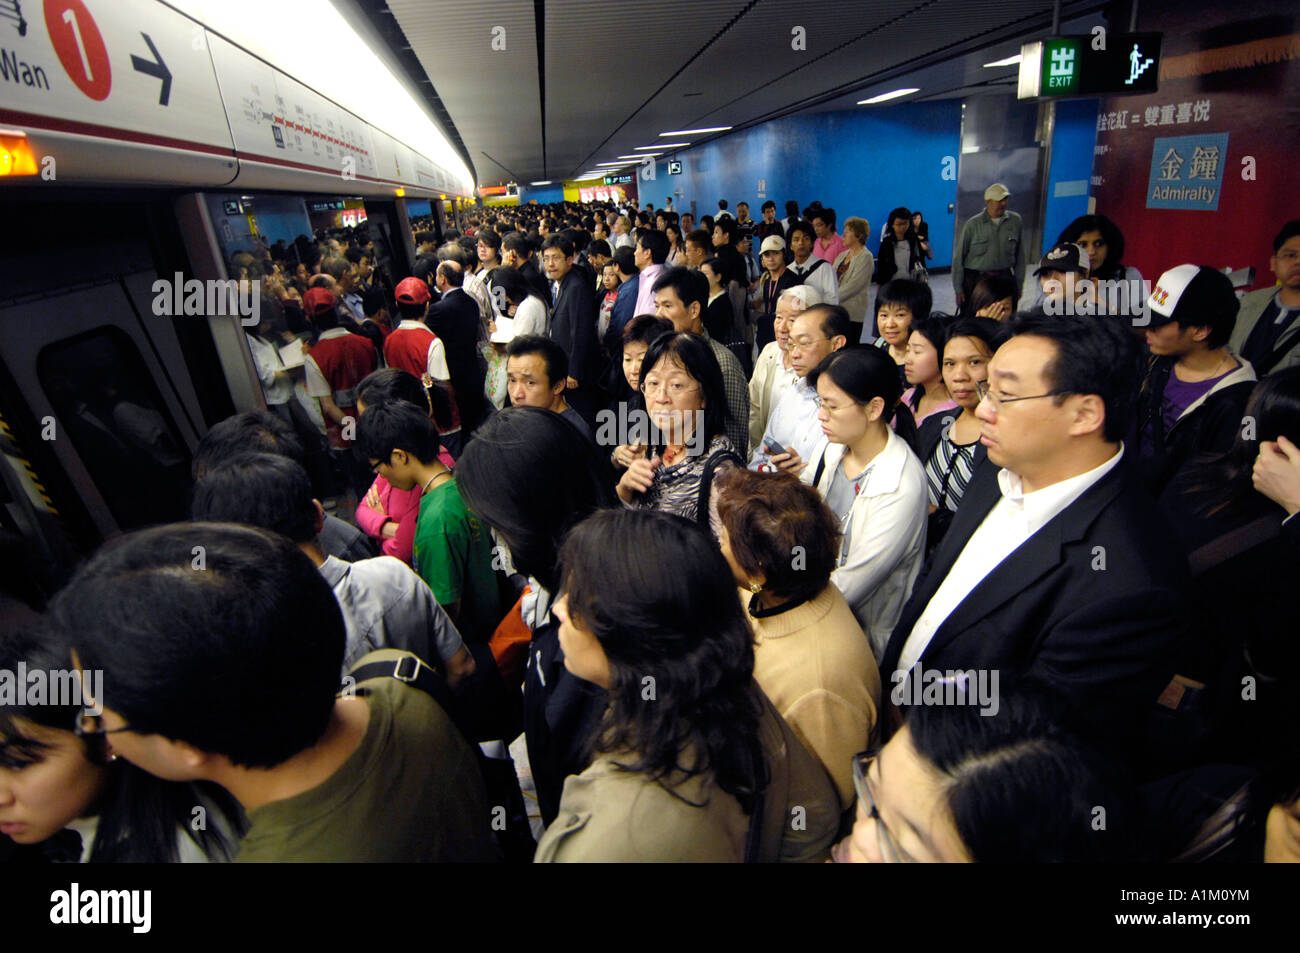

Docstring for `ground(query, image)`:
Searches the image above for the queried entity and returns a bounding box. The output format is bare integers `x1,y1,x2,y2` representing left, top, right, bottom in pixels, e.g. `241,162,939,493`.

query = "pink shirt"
814,232,846,264
634,264,664,317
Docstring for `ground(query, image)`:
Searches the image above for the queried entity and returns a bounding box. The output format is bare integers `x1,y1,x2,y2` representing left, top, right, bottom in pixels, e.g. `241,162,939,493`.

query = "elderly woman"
615,332,741,525
610,314,675,471
833,217,876,326
611,214,635,250
748,285,822,450
535,508,840,862
716,468,881,814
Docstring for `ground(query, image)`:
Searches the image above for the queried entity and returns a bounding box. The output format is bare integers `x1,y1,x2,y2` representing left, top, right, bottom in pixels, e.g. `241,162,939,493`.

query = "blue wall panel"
406,199,432,218
1041,98,1099,256
519,183,566,205
660,100,963,268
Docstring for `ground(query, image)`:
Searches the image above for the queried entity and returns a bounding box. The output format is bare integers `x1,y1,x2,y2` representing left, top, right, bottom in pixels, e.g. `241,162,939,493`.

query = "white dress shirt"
896,445,1126,674
749,376,826,471
789,255,839,305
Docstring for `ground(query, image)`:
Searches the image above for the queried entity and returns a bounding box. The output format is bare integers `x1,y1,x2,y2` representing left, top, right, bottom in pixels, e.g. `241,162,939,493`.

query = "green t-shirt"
234,678,497,862
412,477,503,642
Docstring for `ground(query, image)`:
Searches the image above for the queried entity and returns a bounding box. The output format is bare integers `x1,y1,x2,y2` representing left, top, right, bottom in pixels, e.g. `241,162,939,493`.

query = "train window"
36,326,192,530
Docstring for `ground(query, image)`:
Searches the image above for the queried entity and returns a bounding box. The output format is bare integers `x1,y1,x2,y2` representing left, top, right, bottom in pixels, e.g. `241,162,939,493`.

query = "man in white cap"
752,234,801,351
953,183,1025,310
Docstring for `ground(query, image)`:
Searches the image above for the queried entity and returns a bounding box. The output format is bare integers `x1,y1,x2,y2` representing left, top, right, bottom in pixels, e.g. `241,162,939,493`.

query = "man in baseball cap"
954,182,1025,308
395,276,432,307
1035,242,1091,314
755,233,799,352
303,286,339,319
1135,264,1256,491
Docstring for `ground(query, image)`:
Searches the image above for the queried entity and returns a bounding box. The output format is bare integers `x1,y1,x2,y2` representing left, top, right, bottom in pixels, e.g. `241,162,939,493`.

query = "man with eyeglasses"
879,314,1193,765
1230,220,1300,376
749,304,851,473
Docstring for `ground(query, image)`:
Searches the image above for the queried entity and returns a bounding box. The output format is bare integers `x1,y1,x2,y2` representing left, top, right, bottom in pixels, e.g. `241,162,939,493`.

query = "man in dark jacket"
542,234,600,427
426,261,488,435
1134,264,1256,493
881,314,1194,770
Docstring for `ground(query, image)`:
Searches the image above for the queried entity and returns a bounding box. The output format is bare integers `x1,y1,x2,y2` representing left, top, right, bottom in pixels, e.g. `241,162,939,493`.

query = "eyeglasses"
975,379,1068,410
74,710,133,738
812,395,860,412
642,379,699,398
851,751,915,863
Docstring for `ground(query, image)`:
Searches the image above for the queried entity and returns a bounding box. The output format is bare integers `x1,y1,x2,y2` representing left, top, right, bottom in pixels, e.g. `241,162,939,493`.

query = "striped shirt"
925,431,979,512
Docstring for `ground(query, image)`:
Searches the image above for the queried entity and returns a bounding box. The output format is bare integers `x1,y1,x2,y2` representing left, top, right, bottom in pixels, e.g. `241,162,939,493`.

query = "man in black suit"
881,314,1193,764
542,234,600,427
425,261,487,435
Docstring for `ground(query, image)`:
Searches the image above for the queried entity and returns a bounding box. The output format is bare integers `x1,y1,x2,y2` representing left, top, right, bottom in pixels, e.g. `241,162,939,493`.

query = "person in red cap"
303,287,377,499
384,277,463,458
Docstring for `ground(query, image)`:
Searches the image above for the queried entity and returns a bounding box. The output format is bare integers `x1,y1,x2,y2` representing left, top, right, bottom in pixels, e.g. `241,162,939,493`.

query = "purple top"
1162,367,1233,434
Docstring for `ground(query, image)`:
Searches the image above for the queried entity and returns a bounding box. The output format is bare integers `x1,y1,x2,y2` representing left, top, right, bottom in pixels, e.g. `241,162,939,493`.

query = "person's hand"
771,449,803,474
567,376,580,390
616,454,660,502
612,443,644,469
381,521,398,540
955,292,966,310
1254,436,1300,517
364,485,383,513
976,300,1010,321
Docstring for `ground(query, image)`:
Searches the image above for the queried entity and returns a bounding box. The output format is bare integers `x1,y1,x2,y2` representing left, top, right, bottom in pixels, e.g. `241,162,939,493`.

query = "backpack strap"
346,651,461,735
696,449,746,526
812,447,829,488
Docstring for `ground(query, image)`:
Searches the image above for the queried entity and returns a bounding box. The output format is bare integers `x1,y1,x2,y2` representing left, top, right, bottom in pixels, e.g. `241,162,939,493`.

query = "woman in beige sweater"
716,468,882,814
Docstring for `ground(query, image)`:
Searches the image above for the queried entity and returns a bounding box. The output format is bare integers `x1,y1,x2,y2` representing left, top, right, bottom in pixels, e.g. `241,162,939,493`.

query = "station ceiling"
371,0,1109,187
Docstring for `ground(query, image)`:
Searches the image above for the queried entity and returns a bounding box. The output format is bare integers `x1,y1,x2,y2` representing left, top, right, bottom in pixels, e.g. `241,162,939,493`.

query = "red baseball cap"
395,276,431,305
303,287,338,316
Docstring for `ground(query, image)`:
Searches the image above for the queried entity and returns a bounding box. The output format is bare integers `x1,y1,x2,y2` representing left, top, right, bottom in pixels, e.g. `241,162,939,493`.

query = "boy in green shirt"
357,401,504,642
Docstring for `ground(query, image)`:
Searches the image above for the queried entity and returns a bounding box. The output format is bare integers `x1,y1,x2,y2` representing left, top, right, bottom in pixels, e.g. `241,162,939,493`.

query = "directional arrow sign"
130,31,171,106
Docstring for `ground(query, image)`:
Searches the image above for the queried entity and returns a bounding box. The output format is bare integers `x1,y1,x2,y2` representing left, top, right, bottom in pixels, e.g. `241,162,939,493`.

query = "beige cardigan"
834,248,876,324
747,584,882,811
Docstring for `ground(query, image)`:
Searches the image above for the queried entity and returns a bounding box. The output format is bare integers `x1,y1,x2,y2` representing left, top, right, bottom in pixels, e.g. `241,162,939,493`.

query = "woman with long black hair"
455,407,618,828
535,508,840,862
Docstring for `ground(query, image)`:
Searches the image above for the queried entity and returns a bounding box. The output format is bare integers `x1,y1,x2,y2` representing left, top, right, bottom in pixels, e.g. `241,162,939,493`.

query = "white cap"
1147,263,1200,318
984,183,1011,201
760,235,787,255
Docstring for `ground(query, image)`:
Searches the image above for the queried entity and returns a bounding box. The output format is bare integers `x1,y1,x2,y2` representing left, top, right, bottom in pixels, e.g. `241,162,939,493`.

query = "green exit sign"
1019,34,1162,100
1043,39,1080,94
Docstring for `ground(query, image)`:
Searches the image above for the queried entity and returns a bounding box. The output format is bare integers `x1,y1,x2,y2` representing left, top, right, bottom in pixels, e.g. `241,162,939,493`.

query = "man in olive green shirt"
953,182,1026,309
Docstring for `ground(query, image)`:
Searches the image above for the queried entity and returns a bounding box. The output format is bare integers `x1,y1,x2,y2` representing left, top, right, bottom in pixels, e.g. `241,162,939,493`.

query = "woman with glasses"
0,627,245,863
615,333,743,527
535,508,840,862
715,468,882,816
915,318,1002,556
802,347,928,662
834,691,1134,863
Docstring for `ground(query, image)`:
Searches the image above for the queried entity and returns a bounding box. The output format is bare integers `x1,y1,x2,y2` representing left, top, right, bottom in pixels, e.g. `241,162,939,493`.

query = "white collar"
318,327,352,340
995,444,1124,534
396,319,429,330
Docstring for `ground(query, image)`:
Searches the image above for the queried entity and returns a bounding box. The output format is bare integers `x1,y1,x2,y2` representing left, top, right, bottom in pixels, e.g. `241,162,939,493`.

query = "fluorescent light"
529,180,552,185
858,87,920,105
618,153,661,158
639,143,689,149
983,54,1022,68
659,127,731,136
596,161,633,167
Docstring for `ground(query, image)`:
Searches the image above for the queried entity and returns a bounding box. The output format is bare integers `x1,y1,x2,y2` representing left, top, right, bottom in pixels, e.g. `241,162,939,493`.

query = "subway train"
0,0,475,596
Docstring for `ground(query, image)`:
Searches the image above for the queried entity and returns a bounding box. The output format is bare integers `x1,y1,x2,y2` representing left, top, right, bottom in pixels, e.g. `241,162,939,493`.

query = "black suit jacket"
880,454,1192,758
549,267,599,387
426,288,487,432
